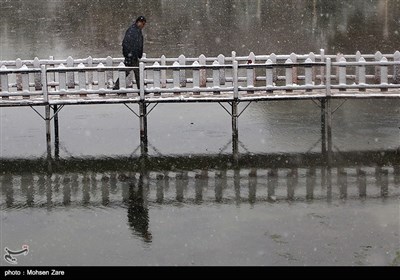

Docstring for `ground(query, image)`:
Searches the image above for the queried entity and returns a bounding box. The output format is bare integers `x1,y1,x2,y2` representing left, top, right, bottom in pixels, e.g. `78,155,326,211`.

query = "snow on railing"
1,50,400,103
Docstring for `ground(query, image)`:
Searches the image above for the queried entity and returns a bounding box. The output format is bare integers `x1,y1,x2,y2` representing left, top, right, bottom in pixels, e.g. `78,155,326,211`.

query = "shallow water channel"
1,0,399,266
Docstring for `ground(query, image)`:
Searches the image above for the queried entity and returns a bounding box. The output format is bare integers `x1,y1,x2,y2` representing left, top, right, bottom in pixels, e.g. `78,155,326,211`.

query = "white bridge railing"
1,50,400,104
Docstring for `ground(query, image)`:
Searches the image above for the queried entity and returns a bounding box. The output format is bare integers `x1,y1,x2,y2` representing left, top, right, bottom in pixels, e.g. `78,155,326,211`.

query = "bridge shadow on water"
1,148,399,243
1,149,399,207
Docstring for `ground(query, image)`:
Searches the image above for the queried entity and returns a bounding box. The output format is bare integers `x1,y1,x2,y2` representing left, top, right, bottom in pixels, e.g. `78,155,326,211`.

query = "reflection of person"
114,16,146,90
127,174,152,243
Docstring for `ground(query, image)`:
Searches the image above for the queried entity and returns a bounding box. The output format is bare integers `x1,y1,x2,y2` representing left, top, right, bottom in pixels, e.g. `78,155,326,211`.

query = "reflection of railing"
1,149,399,173
1,165,399,208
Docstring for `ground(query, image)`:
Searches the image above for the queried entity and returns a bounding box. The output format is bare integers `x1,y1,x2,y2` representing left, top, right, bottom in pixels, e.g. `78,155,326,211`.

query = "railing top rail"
42,61,329,72
0,67,41,74
145,64,233,70
1,50,399,66
332,61,400,66
238,62,326,68
46,66,138,72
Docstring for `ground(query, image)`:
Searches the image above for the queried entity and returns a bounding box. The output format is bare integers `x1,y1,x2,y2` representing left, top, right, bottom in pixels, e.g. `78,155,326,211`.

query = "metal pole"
320,98,326,155
53,105,59,159
232,101,239,165
45,105,52,158
139,103,148,156
325,58,333,166
326,97,333,166
232,60,239,165
138,62,148,156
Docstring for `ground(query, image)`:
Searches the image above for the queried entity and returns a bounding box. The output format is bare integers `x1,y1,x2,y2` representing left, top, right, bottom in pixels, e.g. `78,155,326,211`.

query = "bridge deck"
2,89,400,107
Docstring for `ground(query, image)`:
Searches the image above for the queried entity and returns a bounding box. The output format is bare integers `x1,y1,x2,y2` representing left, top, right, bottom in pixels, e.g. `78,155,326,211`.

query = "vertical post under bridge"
232,60,239,165
325,58,333,166
45,105,52,159
232,100,239,165
139,62,148,155
320,98,326,154
53,105,60,158
139,102,148,155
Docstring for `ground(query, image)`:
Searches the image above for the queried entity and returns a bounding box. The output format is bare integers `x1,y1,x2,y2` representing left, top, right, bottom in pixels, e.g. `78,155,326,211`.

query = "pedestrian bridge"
1,50,400,107
1,50,399,160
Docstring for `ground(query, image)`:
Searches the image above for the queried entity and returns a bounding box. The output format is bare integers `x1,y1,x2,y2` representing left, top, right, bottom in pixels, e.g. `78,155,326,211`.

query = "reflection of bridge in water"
1,149,399,208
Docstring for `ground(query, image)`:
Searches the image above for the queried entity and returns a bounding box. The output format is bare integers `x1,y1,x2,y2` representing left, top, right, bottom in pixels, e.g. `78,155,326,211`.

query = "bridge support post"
45,105,53,173
45,105,51,156
324,58,333,166
326,97,333,164
321,96,333,199
139,102,148,156
232,100,239,165
320,98,326,154
139,62,148,156
232,60,239,165
53,105,60,158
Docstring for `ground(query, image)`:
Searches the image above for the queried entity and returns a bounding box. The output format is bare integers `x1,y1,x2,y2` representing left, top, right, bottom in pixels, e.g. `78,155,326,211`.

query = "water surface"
1,0,399,266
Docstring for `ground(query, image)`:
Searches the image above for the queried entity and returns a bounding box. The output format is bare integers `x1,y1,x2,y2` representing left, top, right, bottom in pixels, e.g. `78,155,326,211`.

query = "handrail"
1,51,400,106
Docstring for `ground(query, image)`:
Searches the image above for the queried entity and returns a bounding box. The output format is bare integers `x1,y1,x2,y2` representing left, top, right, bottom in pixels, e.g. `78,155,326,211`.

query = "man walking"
114,16,146,90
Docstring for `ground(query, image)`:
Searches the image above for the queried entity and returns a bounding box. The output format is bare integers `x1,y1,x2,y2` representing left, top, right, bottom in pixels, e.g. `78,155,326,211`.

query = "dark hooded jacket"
122,23,143,59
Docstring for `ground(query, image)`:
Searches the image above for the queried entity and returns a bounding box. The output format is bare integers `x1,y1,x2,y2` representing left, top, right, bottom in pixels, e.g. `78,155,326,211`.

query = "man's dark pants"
114,57,140,89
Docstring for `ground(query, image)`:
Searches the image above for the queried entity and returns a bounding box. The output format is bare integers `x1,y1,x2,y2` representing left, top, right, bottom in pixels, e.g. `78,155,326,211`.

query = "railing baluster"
16,58,22,91
105,56,113,89
393,51,400,84
67,56,75,89
218,54,226,85
246,59,254,94
48,56,56,92
87,56,94,89
233,60,238,100
153,61,161,96
41,65,48,102
78,63,87,97
33,57,42,90
199,54,206,87
139,62,145,99
213,61,220,95
193,61,200,94
266,59,273,93
173,61,180,95
335,53,344,83
248,52,256,86
21,65,30,99
374,51,383,84
319,49,325,85
326,58,331,97
58,64,67,97
97,63,106,96
117,62,127,95
380,57,388,92
161,55,167,88
179,54,186,87
1,65,9,99
358,57,366,92
338,57,347,91
285,58,293,92
304,58,312,92
355,51,361,84
290,53,298,84
308,52,316,82
270,53,277,83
